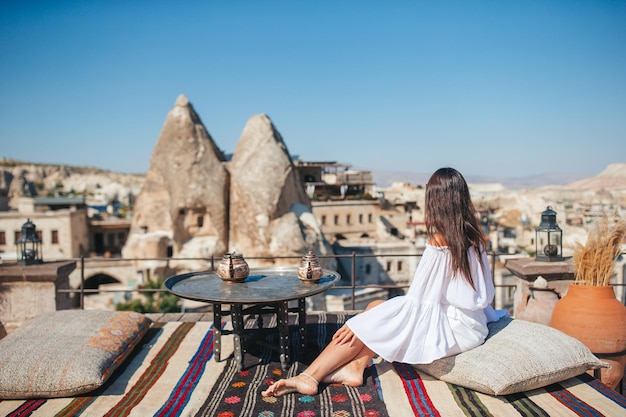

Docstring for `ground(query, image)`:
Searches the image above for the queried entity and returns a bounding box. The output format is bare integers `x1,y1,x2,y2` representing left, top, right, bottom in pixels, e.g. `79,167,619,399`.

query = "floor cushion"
415,316,608,395
0,310,151,399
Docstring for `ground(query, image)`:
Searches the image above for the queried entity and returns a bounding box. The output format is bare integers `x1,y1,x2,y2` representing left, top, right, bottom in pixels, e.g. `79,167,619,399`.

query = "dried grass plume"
573,218,626,286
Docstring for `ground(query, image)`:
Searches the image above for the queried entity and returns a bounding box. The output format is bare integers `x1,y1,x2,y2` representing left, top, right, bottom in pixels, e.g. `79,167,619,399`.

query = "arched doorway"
78,273,125,310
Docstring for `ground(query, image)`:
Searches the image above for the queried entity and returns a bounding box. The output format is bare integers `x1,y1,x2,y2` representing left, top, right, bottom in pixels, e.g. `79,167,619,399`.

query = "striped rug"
377,361,626,417
0,321,227,417
1,314,625,417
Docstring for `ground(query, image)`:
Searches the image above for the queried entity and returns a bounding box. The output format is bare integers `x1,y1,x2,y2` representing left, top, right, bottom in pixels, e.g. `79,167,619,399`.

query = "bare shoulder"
428,233,448,247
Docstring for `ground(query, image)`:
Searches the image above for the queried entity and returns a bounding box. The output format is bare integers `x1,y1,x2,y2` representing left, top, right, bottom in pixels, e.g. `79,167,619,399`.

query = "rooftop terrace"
1,252,626,416
3,310,625,416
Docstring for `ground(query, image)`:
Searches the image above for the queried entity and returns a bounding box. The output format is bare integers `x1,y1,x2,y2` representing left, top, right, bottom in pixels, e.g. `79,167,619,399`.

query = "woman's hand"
332,324,357,347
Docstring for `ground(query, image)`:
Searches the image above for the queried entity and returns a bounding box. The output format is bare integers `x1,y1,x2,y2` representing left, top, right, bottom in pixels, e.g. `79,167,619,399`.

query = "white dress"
346,244,506,364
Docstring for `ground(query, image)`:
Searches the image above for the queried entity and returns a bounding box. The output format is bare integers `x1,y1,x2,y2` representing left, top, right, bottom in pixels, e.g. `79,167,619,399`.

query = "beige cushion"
0,310,151,399
415,316,607,396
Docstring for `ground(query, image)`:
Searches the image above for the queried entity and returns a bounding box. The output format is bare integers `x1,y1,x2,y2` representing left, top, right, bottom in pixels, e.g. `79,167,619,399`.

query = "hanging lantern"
17,218,43,265
535,207,563,262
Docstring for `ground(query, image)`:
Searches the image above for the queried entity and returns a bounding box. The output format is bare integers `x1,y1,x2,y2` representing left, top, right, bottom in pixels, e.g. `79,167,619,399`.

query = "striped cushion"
415,316,607,395
0,310,151,399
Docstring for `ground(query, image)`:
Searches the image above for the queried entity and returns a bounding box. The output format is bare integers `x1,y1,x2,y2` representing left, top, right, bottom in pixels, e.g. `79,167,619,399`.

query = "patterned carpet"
195,312,388,417
2,313,626,416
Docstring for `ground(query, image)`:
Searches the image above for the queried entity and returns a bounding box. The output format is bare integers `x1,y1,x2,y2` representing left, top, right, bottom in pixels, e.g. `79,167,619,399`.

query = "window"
368,214,373,223
504,228,516,238
0,231,5,245
334,215,339,225
386,261,392,272
51,230,59,244
346,214,351,225
365,264,371,274
197,215,204,227
15,230,21,242
398,261,403,272
321,215,326,225
359,214,363,224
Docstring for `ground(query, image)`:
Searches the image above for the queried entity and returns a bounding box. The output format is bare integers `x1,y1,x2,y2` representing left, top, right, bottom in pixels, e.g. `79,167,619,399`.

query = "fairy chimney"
123,95,229,262
228,114,333,265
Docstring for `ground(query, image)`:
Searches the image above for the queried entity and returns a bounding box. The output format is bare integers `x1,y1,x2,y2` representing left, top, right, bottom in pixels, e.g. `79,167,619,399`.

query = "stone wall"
0,261,75,334
505,257,575,325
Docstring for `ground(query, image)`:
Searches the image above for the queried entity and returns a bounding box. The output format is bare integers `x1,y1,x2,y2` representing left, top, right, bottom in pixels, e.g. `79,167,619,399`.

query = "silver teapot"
216,252,249,282
297,250,323,283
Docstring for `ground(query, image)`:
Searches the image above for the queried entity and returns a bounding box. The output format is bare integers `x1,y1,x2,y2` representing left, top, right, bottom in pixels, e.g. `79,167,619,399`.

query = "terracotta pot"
516,287,562,326
550,283,626,354
550,283,626,390
599,356,626,391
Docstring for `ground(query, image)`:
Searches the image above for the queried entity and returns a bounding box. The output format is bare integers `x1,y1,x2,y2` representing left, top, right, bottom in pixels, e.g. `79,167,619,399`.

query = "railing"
57,251,625,312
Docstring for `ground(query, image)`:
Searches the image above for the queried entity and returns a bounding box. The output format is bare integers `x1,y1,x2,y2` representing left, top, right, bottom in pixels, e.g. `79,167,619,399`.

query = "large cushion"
415,316,607,396
0,310,151,399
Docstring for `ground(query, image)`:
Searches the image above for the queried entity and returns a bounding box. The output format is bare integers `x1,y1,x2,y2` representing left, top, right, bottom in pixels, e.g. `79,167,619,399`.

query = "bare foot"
261,373,318,397
321,360,365,387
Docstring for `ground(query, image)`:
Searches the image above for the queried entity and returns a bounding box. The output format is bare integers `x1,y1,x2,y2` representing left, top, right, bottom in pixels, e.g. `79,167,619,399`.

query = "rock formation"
0,159,145,210
563,163,626,190
228,114,334,266
123,95,229,263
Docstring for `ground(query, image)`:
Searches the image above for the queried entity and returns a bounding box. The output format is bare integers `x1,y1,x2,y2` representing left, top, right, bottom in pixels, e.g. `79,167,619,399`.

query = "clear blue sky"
1,1,625,178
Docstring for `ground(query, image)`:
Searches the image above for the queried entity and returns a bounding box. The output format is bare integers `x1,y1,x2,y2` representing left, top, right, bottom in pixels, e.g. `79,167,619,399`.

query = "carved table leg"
277,301,291,370
232,304,245,371
213,303,222,362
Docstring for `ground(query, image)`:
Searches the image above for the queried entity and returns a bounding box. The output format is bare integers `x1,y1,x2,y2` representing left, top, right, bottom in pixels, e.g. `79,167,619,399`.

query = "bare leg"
262,300,384,397
261,333,368,396
321,299,384,386
320,344,375,386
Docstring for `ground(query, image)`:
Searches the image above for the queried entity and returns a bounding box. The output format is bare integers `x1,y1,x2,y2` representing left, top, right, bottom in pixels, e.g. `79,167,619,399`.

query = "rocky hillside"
0,158,145,208
561,163,626,190
3,158,625,209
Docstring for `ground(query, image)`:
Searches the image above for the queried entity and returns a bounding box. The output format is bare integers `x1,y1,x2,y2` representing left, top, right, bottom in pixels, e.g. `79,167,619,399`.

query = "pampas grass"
573,219,626,286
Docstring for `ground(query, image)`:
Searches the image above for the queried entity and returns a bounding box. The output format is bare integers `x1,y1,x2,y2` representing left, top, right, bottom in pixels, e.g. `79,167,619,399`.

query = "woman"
262,167,505,397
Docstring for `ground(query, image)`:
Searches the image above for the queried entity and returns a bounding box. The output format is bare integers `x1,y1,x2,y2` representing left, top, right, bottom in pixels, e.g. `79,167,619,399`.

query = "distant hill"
3,158,625,195
0,158,145,206
368,169,590,189
560,163,626,190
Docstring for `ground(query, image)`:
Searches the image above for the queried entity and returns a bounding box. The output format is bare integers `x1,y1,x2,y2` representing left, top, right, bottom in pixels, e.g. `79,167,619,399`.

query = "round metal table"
164,267,340,370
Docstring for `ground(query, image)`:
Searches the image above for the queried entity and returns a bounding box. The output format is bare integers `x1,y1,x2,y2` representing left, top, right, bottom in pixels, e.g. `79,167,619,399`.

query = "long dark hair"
424,167,486,288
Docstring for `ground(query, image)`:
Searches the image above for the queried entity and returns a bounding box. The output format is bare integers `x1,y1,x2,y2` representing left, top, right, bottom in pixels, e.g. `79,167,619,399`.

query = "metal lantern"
535,207,563,262
17,218,43,265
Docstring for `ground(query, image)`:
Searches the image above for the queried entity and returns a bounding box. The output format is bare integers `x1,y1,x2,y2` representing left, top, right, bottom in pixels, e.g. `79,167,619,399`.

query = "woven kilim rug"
2,314,626,417
195,312,388,417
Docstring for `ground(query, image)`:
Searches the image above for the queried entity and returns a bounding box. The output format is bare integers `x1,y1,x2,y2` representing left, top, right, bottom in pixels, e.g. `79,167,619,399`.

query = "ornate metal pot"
297,250,323,283
216,252,250,282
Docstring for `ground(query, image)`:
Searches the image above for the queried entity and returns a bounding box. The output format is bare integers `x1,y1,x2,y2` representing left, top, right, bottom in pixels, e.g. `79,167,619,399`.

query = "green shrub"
115,275,181,314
